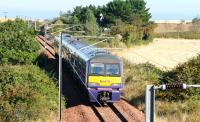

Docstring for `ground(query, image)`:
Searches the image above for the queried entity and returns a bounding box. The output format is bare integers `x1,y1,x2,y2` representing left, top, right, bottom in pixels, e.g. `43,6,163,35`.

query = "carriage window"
106,64,120,75
90,63,104,75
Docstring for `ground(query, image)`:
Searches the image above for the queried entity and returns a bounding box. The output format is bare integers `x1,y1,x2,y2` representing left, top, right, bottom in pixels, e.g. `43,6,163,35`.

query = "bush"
0,19,39,65
0,65,64,121
123,56,200,121
158,55,200,101
123,60,162,110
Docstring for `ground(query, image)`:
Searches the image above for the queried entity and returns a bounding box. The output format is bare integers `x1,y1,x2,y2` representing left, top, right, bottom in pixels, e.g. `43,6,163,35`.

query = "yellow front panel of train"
88,76,121,87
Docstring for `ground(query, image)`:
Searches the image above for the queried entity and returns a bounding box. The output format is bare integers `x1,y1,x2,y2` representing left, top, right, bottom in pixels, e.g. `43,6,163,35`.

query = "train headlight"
88,83,99,87
111,83,121,86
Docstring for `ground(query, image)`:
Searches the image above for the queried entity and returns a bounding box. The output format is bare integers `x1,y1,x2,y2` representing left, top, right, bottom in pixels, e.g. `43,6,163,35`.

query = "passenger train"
54,34,123,102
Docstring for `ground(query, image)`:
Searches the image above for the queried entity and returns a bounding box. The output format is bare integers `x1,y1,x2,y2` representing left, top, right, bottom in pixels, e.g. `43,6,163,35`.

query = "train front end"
87,55,123,102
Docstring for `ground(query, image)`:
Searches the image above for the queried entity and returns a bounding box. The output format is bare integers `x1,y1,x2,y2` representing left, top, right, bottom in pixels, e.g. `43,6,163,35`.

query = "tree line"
52,0,156,46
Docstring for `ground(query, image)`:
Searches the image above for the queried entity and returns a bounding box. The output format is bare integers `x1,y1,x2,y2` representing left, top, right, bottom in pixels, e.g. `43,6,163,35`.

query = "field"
115,38,200,122
155,23,191,33
113,38,200,70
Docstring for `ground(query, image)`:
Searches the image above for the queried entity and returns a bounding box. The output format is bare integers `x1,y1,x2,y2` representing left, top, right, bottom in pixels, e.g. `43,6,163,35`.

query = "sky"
0,0,200,20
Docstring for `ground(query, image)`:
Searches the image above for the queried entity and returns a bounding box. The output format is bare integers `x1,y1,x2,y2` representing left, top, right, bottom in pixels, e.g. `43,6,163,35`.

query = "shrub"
0,19,39,65
123,60,162,110
123,56,200,121
0,65,63,121
158,55,200,101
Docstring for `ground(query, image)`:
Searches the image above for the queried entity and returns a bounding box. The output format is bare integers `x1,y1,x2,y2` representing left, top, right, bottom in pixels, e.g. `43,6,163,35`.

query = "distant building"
154,20,192,33
154,20,192,24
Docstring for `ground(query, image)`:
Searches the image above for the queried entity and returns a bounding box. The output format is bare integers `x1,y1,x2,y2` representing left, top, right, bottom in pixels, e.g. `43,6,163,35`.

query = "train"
53,34,124,103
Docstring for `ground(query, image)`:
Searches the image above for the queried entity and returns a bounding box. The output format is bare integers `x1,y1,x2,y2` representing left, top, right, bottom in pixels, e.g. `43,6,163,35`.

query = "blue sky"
0,0,200,20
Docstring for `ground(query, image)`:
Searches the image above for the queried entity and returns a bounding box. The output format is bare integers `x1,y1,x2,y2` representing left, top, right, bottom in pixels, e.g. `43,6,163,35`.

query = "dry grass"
155,100,200,122
119,37,200,121
122,61,200,122
113,38,200,70
0,17,15,22
155,23,192,33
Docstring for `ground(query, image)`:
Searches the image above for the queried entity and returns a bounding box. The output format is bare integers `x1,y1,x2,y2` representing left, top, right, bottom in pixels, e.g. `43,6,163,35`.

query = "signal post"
145,83,200,122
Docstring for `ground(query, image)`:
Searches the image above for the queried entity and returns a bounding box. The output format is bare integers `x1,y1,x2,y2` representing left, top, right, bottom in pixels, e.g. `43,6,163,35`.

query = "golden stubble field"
113,38,200,70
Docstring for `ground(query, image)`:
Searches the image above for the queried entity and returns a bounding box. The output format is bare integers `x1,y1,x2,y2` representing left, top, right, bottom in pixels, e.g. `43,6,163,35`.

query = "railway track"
90,102,129,122
36,35,144,122
36,35,55,58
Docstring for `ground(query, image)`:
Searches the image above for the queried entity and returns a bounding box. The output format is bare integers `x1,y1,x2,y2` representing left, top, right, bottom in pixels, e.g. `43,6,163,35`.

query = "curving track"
36,35,144,122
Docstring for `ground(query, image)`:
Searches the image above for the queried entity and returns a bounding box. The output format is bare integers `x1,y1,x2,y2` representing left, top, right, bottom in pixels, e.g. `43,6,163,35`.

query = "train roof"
55,34,119,62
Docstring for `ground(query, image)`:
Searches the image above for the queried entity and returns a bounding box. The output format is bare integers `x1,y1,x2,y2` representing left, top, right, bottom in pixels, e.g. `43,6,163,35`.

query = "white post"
58,32,62,121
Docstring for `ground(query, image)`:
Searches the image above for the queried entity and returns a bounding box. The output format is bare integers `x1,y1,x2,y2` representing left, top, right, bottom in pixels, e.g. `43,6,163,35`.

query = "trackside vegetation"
0,19,63,121
123,55,200,121
0,19,39,65
0,65,59,121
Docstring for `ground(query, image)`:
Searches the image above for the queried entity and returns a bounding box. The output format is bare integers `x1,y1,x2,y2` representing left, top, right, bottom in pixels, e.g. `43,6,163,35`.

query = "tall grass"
155,32,200,39
123,58,200,121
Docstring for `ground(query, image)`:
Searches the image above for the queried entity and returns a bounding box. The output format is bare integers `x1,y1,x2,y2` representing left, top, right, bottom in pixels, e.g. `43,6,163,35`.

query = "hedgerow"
0,65,62,121
159,55,200,101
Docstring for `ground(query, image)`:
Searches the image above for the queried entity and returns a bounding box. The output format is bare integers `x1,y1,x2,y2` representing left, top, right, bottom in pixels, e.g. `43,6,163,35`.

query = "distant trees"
85,8,100,35
52,0,155,46
53,19,65,32
190,17,200,32
101,0,151,26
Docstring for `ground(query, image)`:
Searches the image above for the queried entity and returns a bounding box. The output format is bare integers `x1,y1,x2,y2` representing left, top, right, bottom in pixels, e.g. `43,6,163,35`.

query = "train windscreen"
90,63,104,75
90,63,120,76
105,64,120,75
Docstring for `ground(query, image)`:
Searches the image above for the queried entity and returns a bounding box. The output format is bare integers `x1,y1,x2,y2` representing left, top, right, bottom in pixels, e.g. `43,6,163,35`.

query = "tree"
64,0,155,45
70,15,79,24
190,17,200,32
85,8,100,35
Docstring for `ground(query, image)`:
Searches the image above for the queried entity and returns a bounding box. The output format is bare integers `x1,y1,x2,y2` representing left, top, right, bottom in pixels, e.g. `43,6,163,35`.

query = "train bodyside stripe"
88,76,121,87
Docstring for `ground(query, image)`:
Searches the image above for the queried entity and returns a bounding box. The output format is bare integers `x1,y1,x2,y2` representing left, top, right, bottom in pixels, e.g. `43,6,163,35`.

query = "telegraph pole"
2,11,8,21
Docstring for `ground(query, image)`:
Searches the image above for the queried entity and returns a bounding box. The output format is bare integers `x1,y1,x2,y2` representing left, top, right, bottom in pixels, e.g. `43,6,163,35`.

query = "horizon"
0,0,200,20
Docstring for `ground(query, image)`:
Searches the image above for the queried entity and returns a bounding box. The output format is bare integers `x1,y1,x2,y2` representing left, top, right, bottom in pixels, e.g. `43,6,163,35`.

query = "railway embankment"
0,20,62,121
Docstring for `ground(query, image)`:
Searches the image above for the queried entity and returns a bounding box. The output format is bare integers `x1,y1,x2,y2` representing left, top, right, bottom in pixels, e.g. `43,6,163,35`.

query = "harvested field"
113,38,200,70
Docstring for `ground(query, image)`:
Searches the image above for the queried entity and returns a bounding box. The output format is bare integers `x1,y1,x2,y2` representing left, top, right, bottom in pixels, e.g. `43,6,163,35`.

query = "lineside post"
145,83,200,122
58,32,62,121
145,85,155,122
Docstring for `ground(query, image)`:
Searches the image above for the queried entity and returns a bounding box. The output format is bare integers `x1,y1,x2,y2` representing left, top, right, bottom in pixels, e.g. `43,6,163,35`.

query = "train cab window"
90,63,104,75
106,64,120,75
